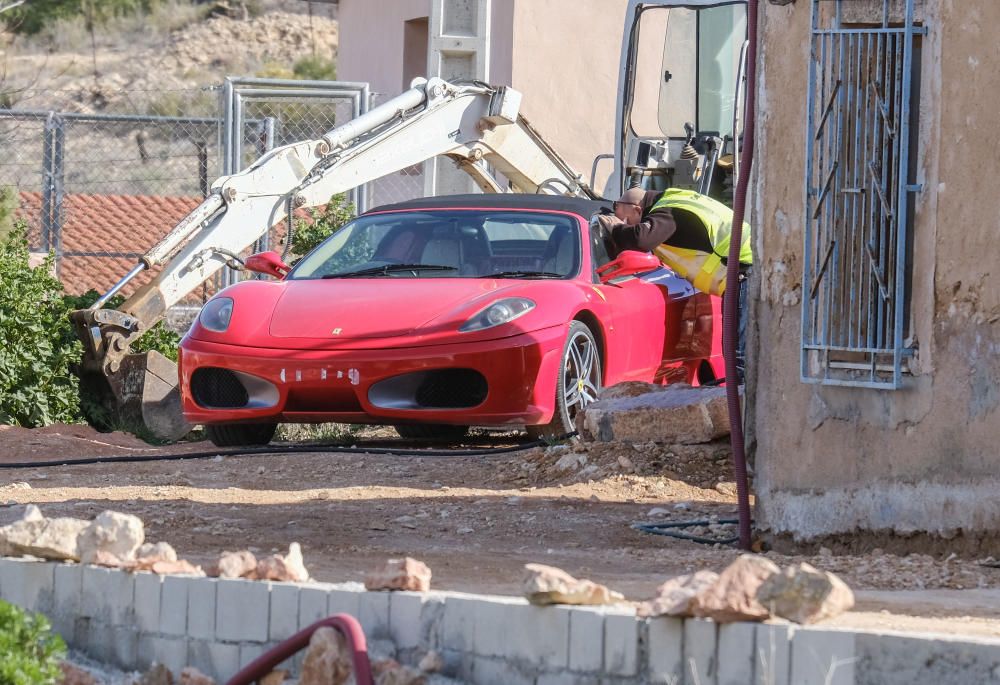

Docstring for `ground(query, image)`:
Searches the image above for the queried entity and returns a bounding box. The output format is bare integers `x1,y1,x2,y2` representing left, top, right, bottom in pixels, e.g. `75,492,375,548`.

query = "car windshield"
289,209,581,279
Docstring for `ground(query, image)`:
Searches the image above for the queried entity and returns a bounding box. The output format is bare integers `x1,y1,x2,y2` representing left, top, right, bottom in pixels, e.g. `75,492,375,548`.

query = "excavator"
71,1,749,440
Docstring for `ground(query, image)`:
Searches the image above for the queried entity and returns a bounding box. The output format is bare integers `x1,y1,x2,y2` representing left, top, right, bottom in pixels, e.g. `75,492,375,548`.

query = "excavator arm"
70,77,595,439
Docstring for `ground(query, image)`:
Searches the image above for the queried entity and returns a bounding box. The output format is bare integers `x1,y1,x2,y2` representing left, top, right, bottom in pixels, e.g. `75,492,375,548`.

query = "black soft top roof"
367,193,611,217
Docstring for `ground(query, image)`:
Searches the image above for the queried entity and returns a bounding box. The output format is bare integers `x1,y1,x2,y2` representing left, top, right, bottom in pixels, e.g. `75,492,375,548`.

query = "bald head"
614,187,646,224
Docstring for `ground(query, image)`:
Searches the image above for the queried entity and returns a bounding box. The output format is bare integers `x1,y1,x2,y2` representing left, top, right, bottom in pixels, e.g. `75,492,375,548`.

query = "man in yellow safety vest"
599,186,753,380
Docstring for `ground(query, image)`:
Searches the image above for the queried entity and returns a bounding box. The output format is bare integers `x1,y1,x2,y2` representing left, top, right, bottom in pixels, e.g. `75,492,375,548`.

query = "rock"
715,481,738,497
300,626,352,685
553,451,587,471
647,507,671,517
690,554,780,622
138,663,174,685
365,557,431,592
0,507,89,561
89,549,125,568
208,550,258,578
151,559,205,576
178,667,215,685
579,383,732,444
78,511,145,564
137,542,178,563
256,542,309,582
59,662,99,685
259,670,289,685
637,570,720,617
617,455,635,471
598,381,666,399
756,562,855,624
417,650,444,673
523,563,624,606
373,659,427,685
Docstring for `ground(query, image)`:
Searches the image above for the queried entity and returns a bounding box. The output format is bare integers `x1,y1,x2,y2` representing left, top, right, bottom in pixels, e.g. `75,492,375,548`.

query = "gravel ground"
2,424,999,638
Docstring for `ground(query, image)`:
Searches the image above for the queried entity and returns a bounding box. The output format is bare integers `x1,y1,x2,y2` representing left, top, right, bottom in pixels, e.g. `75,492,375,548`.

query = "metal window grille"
801,0,924,389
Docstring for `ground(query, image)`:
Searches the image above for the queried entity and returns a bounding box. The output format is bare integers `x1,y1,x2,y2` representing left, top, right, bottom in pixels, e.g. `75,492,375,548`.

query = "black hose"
724,0,759,551
0,437,569,470
631,519,743,546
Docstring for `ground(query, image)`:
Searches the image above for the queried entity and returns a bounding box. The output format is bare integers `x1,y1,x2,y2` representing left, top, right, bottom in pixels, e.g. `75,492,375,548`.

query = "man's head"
613,187,646,224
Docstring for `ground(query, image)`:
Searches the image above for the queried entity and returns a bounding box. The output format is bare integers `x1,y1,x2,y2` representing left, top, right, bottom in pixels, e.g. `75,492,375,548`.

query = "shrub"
293,55,337,81
290,193,355,257
0,600,66,685
0,187,16,242
0,223,81,427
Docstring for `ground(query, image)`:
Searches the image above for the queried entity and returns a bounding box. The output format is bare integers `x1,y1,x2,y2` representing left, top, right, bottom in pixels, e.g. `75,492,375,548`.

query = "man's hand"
596,213,624,231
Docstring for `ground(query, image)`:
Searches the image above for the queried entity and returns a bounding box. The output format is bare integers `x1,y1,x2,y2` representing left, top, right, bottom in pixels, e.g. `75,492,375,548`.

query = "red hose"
725,0,758,551
224,614,374,685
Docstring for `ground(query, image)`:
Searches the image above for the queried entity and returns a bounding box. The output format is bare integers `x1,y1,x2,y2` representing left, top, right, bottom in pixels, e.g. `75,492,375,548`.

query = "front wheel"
526,321,602,440
206,422,277,447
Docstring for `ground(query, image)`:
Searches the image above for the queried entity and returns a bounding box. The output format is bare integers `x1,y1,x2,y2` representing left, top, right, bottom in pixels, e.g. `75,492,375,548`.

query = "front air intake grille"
415,369,488,409
191,367,249,409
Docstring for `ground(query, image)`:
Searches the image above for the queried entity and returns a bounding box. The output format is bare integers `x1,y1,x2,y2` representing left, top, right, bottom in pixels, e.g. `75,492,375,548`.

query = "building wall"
337,0,634,193
752,0,1000,543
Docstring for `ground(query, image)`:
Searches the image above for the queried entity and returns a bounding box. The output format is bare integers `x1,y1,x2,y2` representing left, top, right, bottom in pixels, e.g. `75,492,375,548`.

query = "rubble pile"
206,544,309,582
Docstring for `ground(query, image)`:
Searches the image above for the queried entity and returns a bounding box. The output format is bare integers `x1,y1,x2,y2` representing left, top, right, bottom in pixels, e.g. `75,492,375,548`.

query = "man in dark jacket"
598,186,752,382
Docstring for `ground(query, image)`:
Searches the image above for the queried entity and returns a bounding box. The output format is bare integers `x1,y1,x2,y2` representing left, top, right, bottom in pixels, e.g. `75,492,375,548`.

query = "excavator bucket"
80,351,191,442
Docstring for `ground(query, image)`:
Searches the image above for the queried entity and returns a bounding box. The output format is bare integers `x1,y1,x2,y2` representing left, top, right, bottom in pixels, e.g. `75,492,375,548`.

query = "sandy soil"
1,423,999,639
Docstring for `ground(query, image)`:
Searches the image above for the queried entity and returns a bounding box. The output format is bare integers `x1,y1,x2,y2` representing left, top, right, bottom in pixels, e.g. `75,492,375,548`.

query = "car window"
589,215,616,282
288,210,581,279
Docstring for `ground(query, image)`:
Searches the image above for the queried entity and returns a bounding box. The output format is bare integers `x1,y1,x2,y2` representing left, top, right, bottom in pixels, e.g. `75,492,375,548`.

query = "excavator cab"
599,0,749,204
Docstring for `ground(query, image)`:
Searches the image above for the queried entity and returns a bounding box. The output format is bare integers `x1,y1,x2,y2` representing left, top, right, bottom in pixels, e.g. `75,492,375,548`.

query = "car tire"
393,424,470,441
206,422,277,447
526,320,602,440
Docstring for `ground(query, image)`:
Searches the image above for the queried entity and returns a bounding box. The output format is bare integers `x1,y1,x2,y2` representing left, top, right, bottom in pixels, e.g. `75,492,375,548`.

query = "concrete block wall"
2,557,1000,684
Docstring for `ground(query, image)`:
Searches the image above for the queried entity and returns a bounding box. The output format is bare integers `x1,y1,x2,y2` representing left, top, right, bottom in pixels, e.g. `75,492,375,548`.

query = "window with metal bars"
801,0,924,389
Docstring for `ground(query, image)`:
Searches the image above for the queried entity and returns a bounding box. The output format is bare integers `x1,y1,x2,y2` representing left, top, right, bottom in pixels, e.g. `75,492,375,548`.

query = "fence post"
41,112,65,271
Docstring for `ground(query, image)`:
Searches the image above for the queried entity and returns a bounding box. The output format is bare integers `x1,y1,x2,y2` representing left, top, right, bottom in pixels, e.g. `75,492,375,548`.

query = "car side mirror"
596,250,660,285
245,251,291,279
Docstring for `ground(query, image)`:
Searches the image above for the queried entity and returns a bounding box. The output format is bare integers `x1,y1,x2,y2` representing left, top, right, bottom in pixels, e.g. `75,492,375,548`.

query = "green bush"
0,187,16,242
4,0,153,35
293,55,337,81
0,600,66,685
290,193,355,257
0,223,81,427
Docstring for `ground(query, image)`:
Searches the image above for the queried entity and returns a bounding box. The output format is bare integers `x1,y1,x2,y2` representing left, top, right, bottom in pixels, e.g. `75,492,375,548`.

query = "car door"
587,219,669,383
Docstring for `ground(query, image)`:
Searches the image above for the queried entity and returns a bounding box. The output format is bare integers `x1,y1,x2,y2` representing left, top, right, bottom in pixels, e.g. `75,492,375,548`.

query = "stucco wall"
752,0,1000,543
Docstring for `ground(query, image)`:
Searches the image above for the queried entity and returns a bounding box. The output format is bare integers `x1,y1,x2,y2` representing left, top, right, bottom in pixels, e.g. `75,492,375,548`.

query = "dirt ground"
2,424,1000,638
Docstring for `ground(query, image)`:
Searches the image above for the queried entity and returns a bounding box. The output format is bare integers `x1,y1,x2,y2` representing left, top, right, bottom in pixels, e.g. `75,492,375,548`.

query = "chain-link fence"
0,82,436,307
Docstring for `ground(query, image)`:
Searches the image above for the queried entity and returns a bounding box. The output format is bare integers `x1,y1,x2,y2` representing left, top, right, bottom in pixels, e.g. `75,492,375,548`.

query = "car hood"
269,277,530,340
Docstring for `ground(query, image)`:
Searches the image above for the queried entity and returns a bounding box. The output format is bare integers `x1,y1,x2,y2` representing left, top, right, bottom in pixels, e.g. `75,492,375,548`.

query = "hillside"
0,1,339,113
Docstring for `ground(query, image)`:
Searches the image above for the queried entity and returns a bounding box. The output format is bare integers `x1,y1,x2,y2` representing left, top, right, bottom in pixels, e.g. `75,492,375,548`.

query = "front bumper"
178,326,567,427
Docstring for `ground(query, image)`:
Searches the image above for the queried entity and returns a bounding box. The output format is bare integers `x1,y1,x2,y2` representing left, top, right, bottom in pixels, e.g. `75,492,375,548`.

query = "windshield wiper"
483,270,563,279
322,263,459,279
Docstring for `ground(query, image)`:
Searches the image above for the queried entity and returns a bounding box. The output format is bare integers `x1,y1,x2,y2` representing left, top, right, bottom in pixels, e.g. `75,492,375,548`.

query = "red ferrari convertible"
178,194,723,446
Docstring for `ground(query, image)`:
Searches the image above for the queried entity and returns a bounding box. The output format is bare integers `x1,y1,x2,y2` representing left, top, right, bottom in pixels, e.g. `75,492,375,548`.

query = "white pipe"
321,80,429,151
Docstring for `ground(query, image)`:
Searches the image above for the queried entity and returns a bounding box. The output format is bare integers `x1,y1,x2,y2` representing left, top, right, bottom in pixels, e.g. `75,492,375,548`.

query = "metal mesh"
801,0,922,389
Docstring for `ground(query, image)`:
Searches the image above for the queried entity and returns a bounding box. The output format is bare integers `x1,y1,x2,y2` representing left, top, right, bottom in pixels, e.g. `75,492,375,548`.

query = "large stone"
256,543,309,582
364,557,431,592
578,383,732,444
77,511,145,564
259,671,289,685
59,662,99,685
373,659,427,685
637,570,720,618
151,559,205,576
300,626,353,685
690,554,780,622
178,667,215,685
756,562,855,624
138,542,178,563
0,507,89,561
522,563,624,606
139,663,174,685
207,550,258,579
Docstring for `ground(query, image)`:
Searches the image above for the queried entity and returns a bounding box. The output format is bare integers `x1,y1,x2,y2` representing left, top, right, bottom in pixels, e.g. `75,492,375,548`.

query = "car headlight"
460,297,535,332
200,297,234,333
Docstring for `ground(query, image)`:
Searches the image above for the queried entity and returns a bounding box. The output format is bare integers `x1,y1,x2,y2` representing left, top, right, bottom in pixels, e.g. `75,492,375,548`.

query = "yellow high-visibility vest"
650,188,753,296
